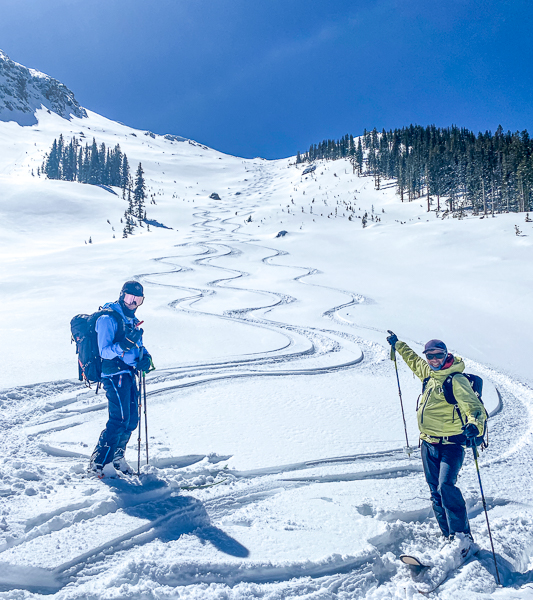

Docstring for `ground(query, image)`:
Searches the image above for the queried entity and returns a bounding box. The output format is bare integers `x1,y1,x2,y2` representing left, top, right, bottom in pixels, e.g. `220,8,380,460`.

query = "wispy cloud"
180,0,396,104
262,22,343,65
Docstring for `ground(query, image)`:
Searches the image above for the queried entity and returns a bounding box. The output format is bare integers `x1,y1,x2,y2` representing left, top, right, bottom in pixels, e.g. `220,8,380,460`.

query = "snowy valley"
1,53,533,599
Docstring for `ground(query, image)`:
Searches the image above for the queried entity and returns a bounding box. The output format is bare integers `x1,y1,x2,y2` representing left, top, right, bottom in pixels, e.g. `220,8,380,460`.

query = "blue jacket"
95,302,147,376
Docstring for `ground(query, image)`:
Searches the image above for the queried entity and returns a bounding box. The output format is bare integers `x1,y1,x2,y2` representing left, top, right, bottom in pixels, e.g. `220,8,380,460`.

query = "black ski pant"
91,372,139,467
421,440,470,538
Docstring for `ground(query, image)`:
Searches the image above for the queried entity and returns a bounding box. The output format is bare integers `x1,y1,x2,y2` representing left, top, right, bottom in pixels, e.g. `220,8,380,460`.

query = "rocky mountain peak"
0,50,87,126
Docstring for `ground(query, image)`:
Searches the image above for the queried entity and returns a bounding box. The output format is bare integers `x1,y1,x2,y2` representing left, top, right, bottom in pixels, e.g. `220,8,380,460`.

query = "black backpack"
70,309,125,390
422,372,489,448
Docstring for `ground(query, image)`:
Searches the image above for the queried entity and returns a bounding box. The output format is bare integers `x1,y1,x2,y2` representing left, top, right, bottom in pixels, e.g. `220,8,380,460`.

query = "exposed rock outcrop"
0,49,87,126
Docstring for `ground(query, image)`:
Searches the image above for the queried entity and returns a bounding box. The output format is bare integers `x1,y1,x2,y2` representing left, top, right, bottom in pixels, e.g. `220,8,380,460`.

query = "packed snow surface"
1,108,533,599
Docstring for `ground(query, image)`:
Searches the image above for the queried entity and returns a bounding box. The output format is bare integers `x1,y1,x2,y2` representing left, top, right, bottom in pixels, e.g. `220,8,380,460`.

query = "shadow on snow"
0,484,249,595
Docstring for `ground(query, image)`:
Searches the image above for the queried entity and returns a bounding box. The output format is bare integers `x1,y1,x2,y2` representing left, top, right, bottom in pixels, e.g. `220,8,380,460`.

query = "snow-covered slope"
1,58,533,599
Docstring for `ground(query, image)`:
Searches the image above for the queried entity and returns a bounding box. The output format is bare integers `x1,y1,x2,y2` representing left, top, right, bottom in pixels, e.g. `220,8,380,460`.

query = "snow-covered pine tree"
127,187,135,218
134,163,146,220
44,139,60,179
355,139,363,175
121,155,130,195
88,138,100,185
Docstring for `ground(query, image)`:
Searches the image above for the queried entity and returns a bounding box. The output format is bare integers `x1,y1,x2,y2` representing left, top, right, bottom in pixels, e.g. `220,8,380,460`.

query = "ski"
399,535,479,594
413,557,475,596
85,471,129,480
180,477,229,490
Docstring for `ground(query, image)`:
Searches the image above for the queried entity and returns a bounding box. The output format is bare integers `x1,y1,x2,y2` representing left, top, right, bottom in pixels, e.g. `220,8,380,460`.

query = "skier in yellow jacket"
387,333,486,544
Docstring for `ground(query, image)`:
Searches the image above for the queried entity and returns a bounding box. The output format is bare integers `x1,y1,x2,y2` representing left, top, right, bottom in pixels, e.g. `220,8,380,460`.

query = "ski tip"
400,554,428,567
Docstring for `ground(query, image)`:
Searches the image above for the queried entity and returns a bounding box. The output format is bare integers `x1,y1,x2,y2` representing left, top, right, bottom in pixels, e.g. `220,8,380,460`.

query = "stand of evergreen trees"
42,136,150,238
297,125,533,214
42,135,130,189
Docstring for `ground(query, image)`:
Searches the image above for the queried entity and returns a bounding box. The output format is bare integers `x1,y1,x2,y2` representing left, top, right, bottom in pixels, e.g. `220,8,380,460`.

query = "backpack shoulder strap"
106,308,126,342
91,308,126,342
442,373,462,405
443,372,485,406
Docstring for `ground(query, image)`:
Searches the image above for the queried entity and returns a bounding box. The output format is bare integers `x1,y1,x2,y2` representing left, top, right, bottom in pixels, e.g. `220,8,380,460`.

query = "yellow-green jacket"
396,341,486,444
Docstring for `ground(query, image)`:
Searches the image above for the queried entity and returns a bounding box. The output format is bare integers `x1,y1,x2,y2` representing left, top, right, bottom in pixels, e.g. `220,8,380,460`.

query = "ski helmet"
120,280,144,300
422,339,447,355
119,281,144,316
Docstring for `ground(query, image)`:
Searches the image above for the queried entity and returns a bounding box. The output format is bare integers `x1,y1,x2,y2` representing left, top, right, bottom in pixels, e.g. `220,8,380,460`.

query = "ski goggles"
123,293,144,307
426,352,446,360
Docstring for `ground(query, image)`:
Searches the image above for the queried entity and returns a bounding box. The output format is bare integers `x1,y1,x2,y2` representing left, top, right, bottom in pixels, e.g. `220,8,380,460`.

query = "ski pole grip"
138,346,144,373
387,330,397,360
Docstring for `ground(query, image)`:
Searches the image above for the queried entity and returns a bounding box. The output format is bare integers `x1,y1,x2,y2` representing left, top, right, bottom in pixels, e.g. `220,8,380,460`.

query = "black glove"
386,330,398,348
462,423,479,446
137,354,152,372
119,327,143,352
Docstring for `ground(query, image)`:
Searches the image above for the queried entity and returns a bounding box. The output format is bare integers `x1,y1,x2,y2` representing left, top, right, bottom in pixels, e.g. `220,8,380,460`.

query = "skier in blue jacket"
89,281,153,477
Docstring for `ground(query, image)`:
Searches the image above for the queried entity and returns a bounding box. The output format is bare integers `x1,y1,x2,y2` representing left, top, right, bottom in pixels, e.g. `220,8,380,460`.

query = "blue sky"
1,0,532,158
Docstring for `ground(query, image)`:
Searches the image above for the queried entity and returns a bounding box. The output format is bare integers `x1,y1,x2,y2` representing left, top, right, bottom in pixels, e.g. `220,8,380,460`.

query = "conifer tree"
355,138,363,175
133,163,146,220
127,187,135,217
88,138,100,184
44,139,60,179
121,155,130,193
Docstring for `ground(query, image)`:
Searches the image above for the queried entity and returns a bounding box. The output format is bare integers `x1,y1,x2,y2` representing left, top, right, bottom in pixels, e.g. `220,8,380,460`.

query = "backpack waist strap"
102,357,135,376
430,433,467,445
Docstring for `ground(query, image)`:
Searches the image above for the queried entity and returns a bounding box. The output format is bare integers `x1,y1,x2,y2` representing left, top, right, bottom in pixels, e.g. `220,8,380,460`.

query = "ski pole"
137,371,142,477
137,346,144,477
387,333,412,456
472,445,501,585
143,371,149,465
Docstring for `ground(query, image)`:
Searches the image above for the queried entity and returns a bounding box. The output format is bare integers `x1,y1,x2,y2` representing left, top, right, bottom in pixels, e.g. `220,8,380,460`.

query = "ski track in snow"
2,163,533,598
